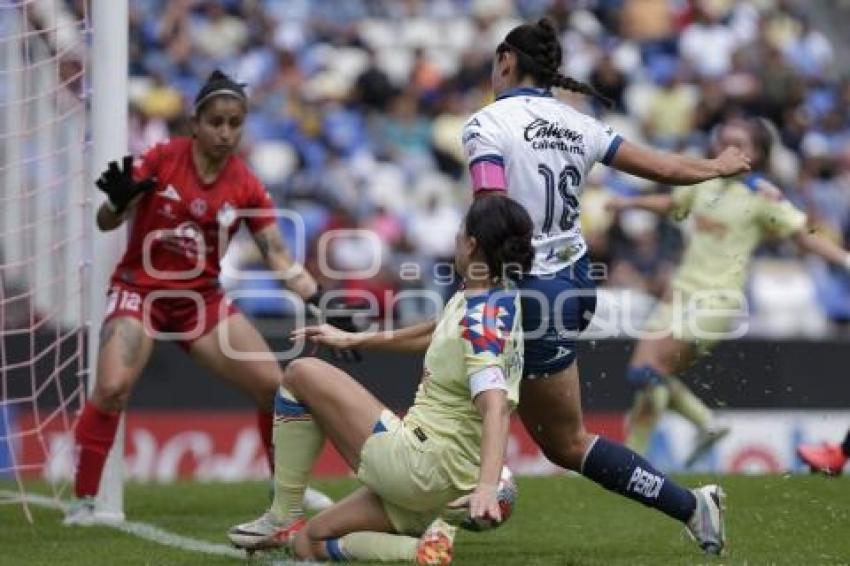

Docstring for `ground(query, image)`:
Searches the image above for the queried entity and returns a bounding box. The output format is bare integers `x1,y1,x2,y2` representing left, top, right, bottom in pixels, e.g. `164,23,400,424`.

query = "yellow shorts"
357,410,464,535
642,289,746,355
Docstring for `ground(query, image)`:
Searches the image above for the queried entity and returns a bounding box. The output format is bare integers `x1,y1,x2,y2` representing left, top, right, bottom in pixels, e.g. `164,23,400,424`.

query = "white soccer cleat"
685,426,731,468
63,496,97,526
416,518,457,565
303,486,334,512
228,511,306,551
686,484,726,556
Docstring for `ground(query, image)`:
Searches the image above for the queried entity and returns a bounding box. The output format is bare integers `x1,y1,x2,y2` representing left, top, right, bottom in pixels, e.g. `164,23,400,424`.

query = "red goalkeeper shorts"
103,282,239,350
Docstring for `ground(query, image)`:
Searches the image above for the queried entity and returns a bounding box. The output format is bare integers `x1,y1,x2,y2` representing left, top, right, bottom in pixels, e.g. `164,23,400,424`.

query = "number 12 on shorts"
106,288,142,315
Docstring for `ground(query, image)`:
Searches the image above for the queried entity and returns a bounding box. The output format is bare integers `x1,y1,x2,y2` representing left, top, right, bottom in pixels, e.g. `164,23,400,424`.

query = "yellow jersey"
669,174,807,295
404,288,523,491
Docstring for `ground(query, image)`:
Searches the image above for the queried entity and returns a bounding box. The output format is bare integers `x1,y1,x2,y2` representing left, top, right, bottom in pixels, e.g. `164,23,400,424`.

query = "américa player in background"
66,70,345,523
461,19,752,555
607,117,850,465
228,195,533,564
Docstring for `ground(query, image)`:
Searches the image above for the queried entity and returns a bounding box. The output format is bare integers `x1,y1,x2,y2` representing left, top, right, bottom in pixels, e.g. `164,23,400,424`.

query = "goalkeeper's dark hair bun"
193,69,247,115
208,69,229,82
465,195,534,281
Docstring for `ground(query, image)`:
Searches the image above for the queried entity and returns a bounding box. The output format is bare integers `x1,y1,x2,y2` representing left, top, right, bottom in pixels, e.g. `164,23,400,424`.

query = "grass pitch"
1,475,848,565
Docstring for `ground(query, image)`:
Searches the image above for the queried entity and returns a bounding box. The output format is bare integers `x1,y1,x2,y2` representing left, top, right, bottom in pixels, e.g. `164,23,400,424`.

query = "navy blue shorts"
517,254,597,378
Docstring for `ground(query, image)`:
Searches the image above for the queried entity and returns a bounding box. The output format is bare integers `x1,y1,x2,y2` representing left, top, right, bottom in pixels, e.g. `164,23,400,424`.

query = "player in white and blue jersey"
462,18,752,556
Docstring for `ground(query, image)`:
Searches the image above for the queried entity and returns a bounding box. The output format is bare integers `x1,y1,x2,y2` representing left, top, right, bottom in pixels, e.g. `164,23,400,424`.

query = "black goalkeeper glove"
306,289,367,363
95,155,157,215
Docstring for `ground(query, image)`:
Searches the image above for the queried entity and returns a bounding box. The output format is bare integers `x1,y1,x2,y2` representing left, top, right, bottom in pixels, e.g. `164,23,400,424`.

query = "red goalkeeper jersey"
111,137,276,291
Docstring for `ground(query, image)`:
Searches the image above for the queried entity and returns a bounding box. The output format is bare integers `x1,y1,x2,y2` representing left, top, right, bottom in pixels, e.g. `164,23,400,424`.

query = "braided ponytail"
502,18,613,108
552,74,614,108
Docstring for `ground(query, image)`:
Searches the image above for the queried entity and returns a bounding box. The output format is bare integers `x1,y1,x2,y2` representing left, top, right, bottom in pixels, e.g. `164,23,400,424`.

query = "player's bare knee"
652,356,676,376
640,352,671,376
539,428,590,471
282,357,321,390
633,344,672,376
92,379,131,412
657,342,688,374
566,431,594,469
281,358,306,390
100,319,148,370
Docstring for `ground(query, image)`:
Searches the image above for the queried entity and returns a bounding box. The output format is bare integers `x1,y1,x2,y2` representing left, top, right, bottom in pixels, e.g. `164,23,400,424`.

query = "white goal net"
0,0,90,521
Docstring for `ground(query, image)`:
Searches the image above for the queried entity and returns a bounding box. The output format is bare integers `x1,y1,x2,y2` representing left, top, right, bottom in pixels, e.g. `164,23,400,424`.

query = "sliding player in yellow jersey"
608,118,850,465
228,195,533,565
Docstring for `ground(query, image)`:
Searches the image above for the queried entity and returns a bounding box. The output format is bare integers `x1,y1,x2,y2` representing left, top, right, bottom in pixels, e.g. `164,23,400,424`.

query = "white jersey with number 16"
463,87,622,275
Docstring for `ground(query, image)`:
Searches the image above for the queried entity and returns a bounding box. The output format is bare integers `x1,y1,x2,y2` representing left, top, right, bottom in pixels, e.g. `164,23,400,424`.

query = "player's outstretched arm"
291,319,437,354
251,224,319,300
793,227,850,271
610,140,751,186
466,388,511,523
253,224,366,361
606,194,674,216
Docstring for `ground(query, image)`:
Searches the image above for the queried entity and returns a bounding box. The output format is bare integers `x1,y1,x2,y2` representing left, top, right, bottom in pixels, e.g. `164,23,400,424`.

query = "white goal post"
89,0,129,523
0,0,128,522
0,0,89,519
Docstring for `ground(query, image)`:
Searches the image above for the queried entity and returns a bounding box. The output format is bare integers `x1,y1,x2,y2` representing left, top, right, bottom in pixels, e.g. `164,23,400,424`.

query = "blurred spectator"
354,49,396,111
784,16,834,79
137,72,183,122
128,104,170,156
367,205,405,249
762,0,803,50
431,92,472,177
721,49,760,108
691,77,729,135
191,1,249,60
589,53,628,113
643,60,697,148
410,48,444,96
799,144,850,329
118,0,849,333
754,43,800,127
621,0,674,44
407,194,463,260
375,89,434,174
679,1,739,77
607,209,677,298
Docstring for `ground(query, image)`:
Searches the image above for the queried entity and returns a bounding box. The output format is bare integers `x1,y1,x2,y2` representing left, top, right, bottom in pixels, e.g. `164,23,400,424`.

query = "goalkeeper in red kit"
66,70,349,523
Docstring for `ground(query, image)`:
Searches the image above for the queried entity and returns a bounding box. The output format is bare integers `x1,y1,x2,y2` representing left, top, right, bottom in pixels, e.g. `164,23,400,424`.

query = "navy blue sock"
581,436,696,523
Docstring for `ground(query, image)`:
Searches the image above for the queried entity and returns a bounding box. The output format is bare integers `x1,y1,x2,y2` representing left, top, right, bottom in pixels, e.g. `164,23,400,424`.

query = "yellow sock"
625,384,670,454
270,386,324,520
667,376,713,431
326,532,418,561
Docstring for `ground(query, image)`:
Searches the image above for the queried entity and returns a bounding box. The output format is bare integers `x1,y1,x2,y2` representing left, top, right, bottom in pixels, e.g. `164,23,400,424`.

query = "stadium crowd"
121,0,850,333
